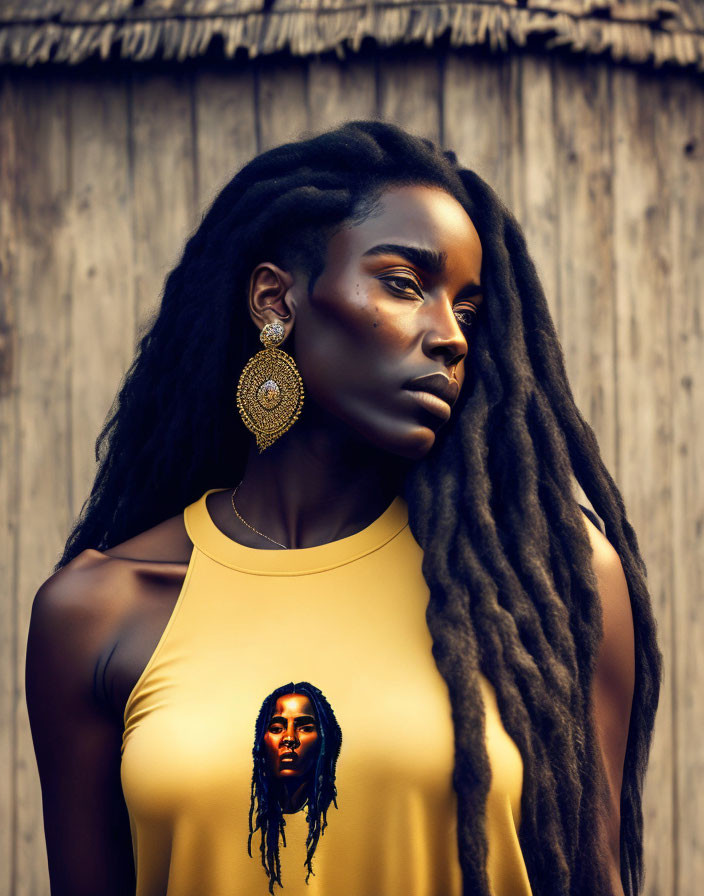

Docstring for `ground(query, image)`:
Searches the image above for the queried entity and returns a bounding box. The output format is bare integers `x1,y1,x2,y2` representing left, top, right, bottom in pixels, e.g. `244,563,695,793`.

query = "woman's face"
263,694,320,779
289,184,484,459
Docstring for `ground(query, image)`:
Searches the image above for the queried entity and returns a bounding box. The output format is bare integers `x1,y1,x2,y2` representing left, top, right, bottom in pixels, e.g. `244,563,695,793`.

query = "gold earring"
235,320,305,452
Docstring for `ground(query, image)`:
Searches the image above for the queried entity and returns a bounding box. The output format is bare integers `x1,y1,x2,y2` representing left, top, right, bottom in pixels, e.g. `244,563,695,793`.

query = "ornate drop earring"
235,320,305,452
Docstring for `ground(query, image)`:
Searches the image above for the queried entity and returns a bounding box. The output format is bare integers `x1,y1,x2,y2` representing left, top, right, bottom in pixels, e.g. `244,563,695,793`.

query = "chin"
331,407,441,461
401,434,438,461
376,424,438,461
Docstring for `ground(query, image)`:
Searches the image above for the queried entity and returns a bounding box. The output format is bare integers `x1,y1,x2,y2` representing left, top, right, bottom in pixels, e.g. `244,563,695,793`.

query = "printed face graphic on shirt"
263,693,320,782
248,681,343,891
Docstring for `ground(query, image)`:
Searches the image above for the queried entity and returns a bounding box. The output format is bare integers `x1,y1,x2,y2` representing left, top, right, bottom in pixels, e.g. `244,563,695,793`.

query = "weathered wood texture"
0,48,701,896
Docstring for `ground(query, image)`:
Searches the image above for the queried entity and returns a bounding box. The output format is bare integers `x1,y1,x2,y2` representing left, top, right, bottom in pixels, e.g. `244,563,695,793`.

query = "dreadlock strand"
502,206,662,895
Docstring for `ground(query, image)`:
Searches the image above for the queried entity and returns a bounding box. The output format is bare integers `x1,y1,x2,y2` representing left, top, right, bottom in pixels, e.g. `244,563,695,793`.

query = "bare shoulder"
579,510,636,699
25,514,192,896
38,507,190,587
31,512,192,666
578,511,635,895
102,510,192,563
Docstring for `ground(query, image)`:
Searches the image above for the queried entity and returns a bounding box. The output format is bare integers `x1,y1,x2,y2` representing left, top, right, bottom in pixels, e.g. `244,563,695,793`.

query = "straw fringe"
0,1,701,72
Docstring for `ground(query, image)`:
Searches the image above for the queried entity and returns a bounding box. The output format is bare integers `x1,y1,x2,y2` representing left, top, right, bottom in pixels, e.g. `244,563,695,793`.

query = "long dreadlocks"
54,120,662,896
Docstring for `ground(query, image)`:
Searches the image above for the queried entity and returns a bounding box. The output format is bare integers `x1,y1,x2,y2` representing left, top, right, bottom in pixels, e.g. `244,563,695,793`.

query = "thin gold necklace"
230,481,288,549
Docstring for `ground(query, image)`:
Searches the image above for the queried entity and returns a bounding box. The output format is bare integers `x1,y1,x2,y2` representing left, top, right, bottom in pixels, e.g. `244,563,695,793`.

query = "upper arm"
25,556,136,896
581,511,635,895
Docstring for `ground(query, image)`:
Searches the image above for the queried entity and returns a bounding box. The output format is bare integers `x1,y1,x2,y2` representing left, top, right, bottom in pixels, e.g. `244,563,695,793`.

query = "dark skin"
28,184,633,896
262,694,320,813
207,185,483,549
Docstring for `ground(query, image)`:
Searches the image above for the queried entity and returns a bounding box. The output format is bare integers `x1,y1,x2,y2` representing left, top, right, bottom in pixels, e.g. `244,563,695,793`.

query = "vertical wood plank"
378,48,441,141
130,71,198,333
669,76,704,896
510,55,560,341
553,60,618,476
307,54,377,131
12,75,73,896
257,57,309,152
193,66,257,216
612,67,674,896
0,73,18,896
443,50,514,203
67,75,136,514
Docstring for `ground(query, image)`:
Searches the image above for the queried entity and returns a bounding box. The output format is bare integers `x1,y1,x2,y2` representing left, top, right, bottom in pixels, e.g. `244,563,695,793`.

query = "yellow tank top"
121,488,533,896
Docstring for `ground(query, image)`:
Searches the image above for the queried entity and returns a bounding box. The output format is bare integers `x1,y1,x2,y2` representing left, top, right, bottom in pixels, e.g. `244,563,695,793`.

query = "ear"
248,263,295,334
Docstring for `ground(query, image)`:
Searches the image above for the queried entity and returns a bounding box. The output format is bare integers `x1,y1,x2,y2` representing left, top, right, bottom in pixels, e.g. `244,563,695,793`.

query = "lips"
280,751,298,761
402,372,460,408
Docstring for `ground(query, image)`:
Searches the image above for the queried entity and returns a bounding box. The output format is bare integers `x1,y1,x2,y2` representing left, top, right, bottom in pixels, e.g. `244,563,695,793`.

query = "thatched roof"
0,0,702,72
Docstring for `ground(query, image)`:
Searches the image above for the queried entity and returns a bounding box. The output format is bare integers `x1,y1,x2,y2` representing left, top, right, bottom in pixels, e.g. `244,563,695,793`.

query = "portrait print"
248,681,343,892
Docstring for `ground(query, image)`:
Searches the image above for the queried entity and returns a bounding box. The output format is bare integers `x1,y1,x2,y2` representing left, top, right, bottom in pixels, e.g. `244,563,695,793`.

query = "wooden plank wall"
1,48,701,896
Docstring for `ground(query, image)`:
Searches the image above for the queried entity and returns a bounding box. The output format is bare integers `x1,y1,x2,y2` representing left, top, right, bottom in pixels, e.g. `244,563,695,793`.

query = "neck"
277,778,310,814
233,402,410,549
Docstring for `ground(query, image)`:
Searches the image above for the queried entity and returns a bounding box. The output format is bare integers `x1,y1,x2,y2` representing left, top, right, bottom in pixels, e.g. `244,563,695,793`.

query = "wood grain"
307,55,376,132
553,59,617,476
669,74,704,894
256,57,309,152
193,65,257,216
11,75,73,896
66,74,136,514
509,55,560,341
612,66,675,896
0,71,18,896
130,70,197,336
378,48,441,142
443,50,514,204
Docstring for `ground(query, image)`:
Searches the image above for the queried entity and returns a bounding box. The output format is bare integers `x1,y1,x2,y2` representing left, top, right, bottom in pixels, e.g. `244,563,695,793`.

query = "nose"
423,296,468,368
282,725,299,749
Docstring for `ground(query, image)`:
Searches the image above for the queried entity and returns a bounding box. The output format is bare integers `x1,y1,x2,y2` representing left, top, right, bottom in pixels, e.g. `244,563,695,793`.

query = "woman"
250,681,343,892
25,120,662,896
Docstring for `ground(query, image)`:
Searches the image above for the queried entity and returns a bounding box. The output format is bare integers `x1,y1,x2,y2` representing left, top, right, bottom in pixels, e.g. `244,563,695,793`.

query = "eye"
454,306,477,330
268,724,284,733
381,273,479,331
379,273,423,297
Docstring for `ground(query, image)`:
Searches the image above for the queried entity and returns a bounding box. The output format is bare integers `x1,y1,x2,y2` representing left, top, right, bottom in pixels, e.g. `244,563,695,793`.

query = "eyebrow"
269,715,317,724
362,242,483,300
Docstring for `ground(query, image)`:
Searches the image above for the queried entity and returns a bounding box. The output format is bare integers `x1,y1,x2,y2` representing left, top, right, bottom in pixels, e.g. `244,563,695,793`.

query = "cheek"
295,283,410,402
303,732,319,748
306,274,409,348
300,735,320,762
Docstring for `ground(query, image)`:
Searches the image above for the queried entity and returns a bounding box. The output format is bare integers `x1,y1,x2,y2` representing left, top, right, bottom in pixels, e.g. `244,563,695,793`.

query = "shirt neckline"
184,487,409,575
